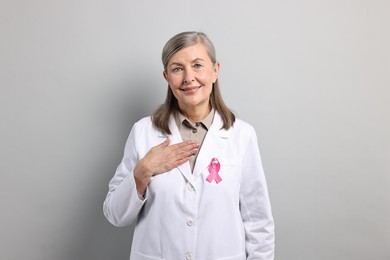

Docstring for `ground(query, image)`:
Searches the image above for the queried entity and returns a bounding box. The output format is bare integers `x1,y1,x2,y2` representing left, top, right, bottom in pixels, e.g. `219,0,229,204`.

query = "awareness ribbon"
206,158,222,183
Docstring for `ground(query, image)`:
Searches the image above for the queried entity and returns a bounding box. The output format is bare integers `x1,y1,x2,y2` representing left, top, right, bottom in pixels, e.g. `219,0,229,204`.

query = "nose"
183,69,195,84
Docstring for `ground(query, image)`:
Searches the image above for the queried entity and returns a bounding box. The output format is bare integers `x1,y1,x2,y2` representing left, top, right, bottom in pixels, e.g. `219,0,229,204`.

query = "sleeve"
103,122,147,227
239,125,275,260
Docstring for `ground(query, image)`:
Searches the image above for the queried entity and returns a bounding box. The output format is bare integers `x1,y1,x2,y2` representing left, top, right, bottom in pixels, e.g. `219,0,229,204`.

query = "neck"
179,103,211,123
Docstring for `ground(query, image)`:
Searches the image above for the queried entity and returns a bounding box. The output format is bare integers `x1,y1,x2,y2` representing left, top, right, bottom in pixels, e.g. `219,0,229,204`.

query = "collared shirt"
175,108,215,172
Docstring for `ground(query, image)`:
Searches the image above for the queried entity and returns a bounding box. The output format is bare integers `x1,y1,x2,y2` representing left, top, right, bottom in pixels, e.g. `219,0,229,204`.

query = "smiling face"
163,42,220,118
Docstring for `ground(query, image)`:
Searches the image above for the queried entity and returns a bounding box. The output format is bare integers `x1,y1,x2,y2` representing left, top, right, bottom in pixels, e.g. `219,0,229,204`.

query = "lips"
180,86,201,94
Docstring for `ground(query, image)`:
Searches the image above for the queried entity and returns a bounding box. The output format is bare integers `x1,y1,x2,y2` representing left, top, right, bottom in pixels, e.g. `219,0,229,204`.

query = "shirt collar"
175,107,215,130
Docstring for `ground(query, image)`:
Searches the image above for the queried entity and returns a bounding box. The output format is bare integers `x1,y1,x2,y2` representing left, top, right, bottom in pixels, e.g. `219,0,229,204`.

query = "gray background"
1,0,389,259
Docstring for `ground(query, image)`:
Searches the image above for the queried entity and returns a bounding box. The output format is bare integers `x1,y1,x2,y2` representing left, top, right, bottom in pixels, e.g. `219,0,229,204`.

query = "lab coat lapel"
193,113,230,180
158,115,193,183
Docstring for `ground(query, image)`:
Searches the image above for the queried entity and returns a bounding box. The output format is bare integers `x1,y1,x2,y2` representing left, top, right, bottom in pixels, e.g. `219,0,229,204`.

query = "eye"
172,67,183,73
193,63,203,69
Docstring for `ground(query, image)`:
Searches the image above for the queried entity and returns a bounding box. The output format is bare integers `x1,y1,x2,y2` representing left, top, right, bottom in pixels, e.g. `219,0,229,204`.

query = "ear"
163,70,168,81
212,62,220,83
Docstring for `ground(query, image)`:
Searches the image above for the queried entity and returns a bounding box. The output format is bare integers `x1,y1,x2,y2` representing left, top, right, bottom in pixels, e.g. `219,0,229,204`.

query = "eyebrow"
192,58,205,63
169,58,206,67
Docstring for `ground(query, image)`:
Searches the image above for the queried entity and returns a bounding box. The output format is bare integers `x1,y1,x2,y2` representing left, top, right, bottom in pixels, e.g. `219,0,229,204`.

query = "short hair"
152,31,235,135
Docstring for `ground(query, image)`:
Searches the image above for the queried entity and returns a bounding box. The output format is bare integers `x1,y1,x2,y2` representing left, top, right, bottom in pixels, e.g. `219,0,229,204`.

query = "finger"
176,150,198,163
160,141,194,156
168,145,199,162
165,156,191,170
172,145,199,157
156,138,170,149
169,140,197,150
168,142,199,155
164,145,198,162
174,143,200,157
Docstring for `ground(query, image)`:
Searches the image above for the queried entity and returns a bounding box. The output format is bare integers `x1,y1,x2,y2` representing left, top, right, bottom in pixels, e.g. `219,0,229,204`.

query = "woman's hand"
133,138,199,195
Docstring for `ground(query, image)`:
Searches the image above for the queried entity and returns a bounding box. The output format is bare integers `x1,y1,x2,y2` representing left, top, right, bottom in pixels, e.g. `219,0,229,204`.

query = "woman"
103,31,275,260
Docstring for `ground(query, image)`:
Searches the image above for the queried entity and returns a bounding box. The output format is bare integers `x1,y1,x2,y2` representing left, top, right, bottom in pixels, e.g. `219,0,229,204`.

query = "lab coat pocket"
202,157,240,192
218,157,239,183
132,251,165,260
220,156,237,166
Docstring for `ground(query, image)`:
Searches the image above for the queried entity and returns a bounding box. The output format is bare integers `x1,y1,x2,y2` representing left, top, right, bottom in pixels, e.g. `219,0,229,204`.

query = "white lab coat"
103,112,275,260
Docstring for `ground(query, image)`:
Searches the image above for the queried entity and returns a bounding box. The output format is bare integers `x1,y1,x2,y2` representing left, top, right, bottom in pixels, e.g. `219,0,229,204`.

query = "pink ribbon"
206,158,222,183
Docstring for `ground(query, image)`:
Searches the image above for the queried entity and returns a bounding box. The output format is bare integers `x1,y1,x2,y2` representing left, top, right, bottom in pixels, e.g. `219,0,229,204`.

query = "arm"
103,120,200,227
103,123,145,227
240,126,275,260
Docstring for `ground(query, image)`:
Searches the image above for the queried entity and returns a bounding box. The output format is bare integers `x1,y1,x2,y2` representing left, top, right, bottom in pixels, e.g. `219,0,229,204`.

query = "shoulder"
231,117,257,136
130,116,156,136
134,116,153,127
230,118,262,152
213,112,257,137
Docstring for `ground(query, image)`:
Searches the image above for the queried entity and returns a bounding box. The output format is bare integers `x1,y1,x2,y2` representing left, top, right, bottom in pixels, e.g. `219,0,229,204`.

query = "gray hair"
152,31,235,134
162,31,217,71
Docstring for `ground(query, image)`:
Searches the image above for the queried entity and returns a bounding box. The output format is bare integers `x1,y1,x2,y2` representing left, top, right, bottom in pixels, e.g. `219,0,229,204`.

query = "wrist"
134,160,152,194
134,175,149,195
134,159,153,179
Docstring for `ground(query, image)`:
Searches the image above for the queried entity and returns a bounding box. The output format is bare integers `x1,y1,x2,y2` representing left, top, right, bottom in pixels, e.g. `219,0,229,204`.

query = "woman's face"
164,42,220,115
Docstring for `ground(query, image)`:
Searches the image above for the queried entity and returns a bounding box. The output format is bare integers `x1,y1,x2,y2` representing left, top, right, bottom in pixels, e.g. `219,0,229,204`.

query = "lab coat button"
188,185,194,191
185,253,193,260
187,220,193,226
192,129,197,133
